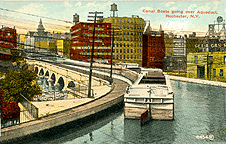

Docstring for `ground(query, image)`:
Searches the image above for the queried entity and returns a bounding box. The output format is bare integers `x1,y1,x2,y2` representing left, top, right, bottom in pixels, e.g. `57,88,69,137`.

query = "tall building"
70,22,112,62
142,29,165,69
0,26,17,60
173,36,185,56
103,16,144,66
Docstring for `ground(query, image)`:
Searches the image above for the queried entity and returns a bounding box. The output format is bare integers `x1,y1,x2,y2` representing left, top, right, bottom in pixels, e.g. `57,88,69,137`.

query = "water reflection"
124,119,175,144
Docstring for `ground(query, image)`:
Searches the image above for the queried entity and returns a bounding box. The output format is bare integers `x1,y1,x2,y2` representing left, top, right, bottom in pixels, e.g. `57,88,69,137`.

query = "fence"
20,94,39,119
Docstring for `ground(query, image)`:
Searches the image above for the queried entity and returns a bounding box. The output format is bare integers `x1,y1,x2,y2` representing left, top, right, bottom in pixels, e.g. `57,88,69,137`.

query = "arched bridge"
30,60,111,97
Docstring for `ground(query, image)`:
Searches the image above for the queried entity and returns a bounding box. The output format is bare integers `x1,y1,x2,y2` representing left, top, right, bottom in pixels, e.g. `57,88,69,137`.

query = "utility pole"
110,3,118,85
87,11,103,98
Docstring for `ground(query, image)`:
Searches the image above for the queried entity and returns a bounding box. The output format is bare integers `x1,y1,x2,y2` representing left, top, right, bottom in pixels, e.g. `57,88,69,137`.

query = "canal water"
21,80,226,144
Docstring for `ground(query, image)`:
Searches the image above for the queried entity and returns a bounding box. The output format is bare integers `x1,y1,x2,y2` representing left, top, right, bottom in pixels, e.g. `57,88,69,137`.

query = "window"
131,55,133,59
127,49,129,53
195,56,198,63
213,69,216,77
127,55,129,59
224,56,226,64
131,49,133,53
209,56,213,63
220,69,223,76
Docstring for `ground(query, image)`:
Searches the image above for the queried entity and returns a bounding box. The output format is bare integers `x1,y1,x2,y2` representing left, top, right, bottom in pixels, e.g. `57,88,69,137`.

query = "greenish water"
19,80,226,144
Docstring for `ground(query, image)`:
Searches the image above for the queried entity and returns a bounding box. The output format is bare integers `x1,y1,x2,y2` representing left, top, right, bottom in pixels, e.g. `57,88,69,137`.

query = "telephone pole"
110,3,118,84
87,11,103,98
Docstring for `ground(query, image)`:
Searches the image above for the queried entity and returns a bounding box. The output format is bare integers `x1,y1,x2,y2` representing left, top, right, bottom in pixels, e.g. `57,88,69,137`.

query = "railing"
124,96,174,104
38,59,112,83
20,94,39,119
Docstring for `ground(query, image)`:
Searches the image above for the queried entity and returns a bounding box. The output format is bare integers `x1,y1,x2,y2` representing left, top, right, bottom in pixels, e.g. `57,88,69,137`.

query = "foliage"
11,49,25,63
0,69,42,102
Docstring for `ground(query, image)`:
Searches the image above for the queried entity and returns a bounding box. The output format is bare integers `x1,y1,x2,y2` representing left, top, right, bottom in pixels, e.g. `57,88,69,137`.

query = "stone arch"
39,68,44,76
34,67,39,74
68,81,76,88
50,73,56,85
57,77,65,91
45,70,50,77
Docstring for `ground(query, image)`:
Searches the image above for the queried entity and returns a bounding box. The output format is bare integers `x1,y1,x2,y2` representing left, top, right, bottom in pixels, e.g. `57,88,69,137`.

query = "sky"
0,0,225,36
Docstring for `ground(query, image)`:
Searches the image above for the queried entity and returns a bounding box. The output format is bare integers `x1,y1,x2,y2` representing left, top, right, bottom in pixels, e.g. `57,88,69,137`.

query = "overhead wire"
0,7,73,24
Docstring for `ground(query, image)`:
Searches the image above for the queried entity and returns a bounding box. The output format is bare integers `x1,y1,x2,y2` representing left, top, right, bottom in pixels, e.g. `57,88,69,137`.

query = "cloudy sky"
0,0,225,35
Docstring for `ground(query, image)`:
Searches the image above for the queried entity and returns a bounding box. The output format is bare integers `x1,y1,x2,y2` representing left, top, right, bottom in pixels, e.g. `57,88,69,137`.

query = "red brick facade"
0,27,17,61
70,22,111,61
142,31,165,69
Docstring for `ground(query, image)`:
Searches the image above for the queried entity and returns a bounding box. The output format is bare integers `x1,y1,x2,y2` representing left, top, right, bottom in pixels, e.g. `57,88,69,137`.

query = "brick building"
142,31,165,69
70,22,112,62
0,26,17,61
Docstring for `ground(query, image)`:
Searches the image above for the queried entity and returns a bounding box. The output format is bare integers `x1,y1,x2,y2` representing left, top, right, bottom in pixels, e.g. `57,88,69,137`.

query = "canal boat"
124,68,174,122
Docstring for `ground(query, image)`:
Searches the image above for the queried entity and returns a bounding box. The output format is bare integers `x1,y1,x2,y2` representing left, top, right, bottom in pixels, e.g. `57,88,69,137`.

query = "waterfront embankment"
168,75,226,87
0,79,128,143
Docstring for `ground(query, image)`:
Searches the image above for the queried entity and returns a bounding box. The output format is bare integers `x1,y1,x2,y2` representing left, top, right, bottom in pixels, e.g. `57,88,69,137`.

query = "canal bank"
8,80,226,144
0,79,128,143
168,75,226,87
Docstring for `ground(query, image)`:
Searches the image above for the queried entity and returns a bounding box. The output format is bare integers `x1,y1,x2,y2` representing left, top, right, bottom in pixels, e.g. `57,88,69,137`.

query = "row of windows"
115,36,142,41
194,55,226,64
115,31,142,36
113,24,143,30
213,69,224,77
114,42,142,47
83,29,110,34
113,54,142,59
112,19,142,24
114,48,142,53
82,24,110,28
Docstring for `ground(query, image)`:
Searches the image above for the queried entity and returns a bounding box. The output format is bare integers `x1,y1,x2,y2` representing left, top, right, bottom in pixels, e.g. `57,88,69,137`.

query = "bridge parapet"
28,60,110,98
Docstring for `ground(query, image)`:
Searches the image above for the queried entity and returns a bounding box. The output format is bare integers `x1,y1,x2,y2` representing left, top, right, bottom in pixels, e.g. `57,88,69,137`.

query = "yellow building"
35,41,56,52
164,37,174,56
187,51,226,82
56,40,70,58
103,16,144,66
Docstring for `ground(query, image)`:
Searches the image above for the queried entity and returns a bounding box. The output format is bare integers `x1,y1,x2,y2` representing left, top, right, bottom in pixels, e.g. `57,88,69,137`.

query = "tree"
11,49,24,63
0,69,42,102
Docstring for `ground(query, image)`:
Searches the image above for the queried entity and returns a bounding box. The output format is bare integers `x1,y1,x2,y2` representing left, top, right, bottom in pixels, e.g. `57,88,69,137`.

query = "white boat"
124,68,174,122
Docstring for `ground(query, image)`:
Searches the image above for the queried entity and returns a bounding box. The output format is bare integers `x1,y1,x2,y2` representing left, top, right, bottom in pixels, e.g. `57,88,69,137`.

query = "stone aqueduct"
30,60,109,92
